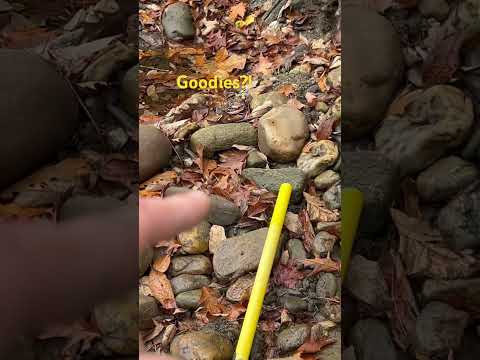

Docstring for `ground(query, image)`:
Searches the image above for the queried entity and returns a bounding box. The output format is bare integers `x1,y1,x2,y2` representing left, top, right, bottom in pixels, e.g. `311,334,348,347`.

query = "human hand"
0,191,209,359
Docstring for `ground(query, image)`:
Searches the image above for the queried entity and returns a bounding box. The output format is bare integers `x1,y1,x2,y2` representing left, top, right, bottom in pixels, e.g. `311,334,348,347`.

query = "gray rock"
213,228,286,281
287,239,307,262
190,123,257,157
94,291,138,355
242,168,306,203
276,324,310,353
258,105,309,163
139,247,153,277
169,255,212,277
120,64,138,116
139,294,159,330
297,140,339,178
226,274,255,302
343,7,403,139
59,195,125,221
415,302,469,357
343,151,399,234
323,183,341,210
178,221,211,254
162,3,195,41
350,319,397,360
313,231,337,257
279,295,308,313
107,128,128,150
376,86,474,177
419,0,449,20
208,195,241,226
0,49,79,189
438,182,480,250
175,289,202,310
314,170,341,190
250,91,288,110
170,274,210,295
316,273,338,298
246,150,267,168
422,278,480,313
170,330,233,360
417,157,479,202
139,124,172,182
345,255,390,310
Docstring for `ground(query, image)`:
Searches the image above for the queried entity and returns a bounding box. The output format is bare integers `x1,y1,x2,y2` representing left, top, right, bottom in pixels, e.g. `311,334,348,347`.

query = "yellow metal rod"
235,183,292,360
341,187,364,281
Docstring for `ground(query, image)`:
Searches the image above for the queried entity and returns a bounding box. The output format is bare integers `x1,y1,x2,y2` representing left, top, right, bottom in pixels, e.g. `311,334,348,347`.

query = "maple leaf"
228,2,247,21
273,261,305,289
296,338,336,354
302,257,341,277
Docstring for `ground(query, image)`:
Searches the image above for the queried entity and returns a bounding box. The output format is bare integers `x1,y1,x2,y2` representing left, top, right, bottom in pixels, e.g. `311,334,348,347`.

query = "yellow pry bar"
234,183,292,360
341,187,364,281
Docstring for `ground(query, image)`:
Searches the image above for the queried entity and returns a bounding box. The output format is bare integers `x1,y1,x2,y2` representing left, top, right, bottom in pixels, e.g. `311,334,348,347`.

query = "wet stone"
175,289,202,310
242,168,306,203
190,123,257,157
314,170,340,190
170,330,234,360
178,221,211,254
287,239,307,262
438,182,480,250
316,273,337,298
168,255,212,277
276,324,310,353
170,274,210,295
414,302,469,357
279,295,308,313
417,156,479,203
226,274,255,302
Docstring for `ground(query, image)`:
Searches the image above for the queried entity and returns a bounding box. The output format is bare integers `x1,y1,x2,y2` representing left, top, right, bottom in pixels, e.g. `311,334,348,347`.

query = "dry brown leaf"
152,255,171,273
228,2,247,21
278,84,296,97
392,209,480,279
200,287,229,316
149,270,176,310
304,192,339,222
296,338,336,354
302,257,341,276
254,54,274,76
273,261,305,289
299,209,315,251
216,53,247,73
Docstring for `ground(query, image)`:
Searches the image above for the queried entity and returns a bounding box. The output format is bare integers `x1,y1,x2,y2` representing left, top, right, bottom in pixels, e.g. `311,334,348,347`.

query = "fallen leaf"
149,270,176,310
302,257,341,276
228,2,247,21
235,14,255,28
152,255,171,273
199,287,229,316
305,92,318,106
216,53,247,74
316,117,336,140
273,261,305,289
299,209,315,251
296,338,336,354
287,98,305,110
304,193,339,222
228,303,247,320
278,84,296,97
254,54,274,76
392,209,480,279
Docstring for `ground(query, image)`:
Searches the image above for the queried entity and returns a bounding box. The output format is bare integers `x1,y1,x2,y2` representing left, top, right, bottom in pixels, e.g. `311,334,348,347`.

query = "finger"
139,191,210,250
140,354,178,360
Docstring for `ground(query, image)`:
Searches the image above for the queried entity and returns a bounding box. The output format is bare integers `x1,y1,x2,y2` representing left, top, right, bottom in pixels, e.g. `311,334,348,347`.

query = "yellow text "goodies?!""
177,75,252,90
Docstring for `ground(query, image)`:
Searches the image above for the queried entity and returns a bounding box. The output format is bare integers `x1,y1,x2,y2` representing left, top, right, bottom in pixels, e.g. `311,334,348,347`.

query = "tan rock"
251,91,288,110
170,330,234,360
226,274,255,302
178,221,211,254
258,105,309,163
297,140,339,178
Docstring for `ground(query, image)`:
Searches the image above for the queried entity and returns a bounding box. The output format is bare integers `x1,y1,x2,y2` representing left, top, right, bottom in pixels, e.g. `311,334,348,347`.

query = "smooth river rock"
168,255,212,277
258,105,309,163
250,91,288,110
190,123,257,157
175,289,202,310
178,221,211,254
162,2,195,41
437,182,480,250
170,330,234,360
297,140,339,178
0,49,79,189
139,124,172,182
343,7,403,139
213,228,286,281
242,168,306,203
376,85,474,177
416,156,479,202
276,324,310,353
170,274,210,295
